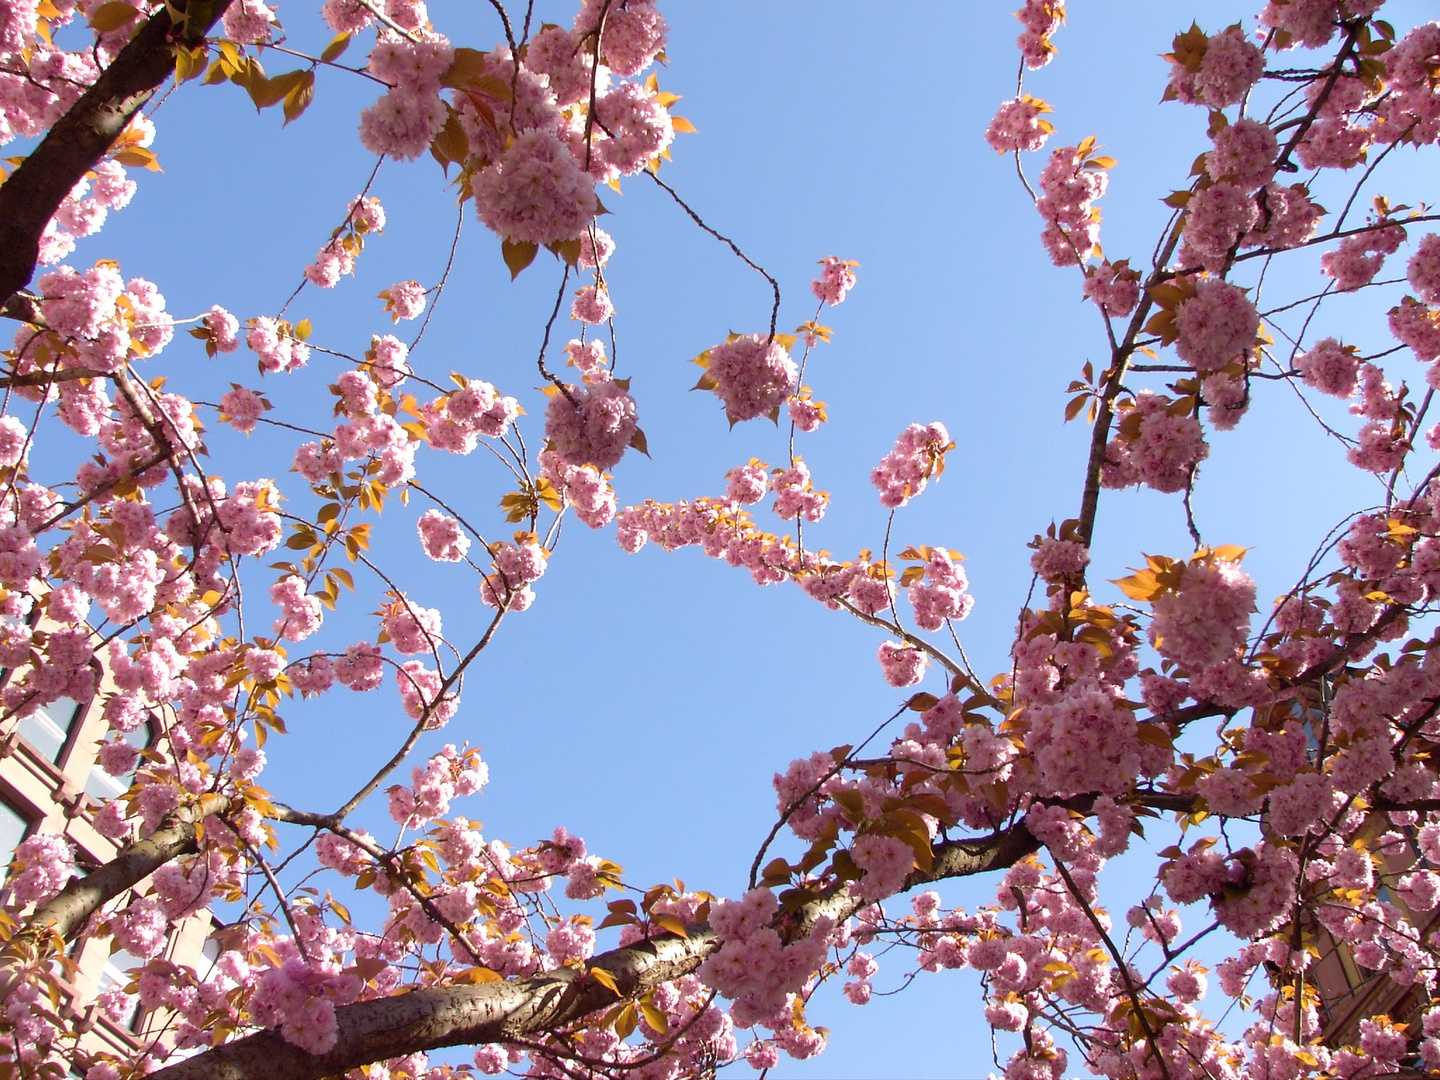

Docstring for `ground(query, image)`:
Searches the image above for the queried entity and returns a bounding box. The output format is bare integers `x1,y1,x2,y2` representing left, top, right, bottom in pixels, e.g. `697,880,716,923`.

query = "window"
14,697,81,765
0,796,26,871
84,722,153,802
94,946,145,1031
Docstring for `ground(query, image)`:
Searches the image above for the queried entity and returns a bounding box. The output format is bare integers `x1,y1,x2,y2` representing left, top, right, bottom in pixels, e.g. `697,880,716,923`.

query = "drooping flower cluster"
543,344,638,471
984,96,1053,155
811,256,859,305
699,335,798,423
1036,144,1107,267
1102,391,1209,494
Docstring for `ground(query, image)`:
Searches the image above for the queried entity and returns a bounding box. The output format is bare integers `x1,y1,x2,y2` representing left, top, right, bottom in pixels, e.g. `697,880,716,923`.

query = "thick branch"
149,820,1040,1080
3,797,220,957
0,0,232,308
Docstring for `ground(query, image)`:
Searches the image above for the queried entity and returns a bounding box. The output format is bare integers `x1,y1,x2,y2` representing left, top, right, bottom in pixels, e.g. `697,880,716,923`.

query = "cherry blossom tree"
3,0,1440,1078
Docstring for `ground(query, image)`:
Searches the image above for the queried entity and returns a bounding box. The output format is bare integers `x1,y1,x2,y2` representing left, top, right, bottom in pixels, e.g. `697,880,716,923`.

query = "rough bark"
0,0,232,309
2,798,218,959
148,821,1040,1080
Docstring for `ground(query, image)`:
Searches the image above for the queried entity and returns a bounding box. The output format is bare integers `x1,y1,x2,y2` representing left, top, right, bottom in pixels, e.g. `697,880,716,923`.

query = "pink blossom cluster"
246,316,309,374
770,459,828,523
39,157,138,265
1101,391,1209,494
1029,537,1090,581
811,256,858,305
907,548,973,630
1024,682,1140,798
248,957,359,1054
1321,222,1406,291
870,422,952,508
479,536,548,611
615,495,798,587
417,510,471,562
1082,260,1139,318
269,575,323,642
1149,556,1255,672
726,461,769,504
1013,0,1063,69
382,597,443,655
421,378,521,454
1410,234,1440,304
877,641,927,687
26,262,172,375
1166,25,1265,108
222,0,277,43
1206,118,1278,189
1296,337,1361,397
388,745,487,828
304,195,386,288
473,130,599,246
787,388,826,432
702,335,798,423
1036,145,1106,267
984,96,1053,155
696,887,830,1029
383,280,427,321
570,284,613,324
8,833,76,906
541,450,618,529
1173,278,1259,372
219,385,267,434
1372,22,1440,147
587,79,676,180
543,370,638,471
359,33,453,161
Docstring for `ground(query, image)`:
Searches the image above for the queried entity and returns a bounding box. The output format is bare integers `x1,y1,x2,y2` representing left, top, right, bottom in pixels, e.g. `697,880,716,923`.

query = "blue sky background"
45,0,1440,1075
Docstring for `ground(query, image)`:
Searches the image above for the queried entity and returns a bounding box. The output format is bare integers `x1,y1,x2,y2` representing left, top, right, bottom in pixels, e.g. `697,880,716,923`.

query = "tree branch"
0,0,233,308
2,796,222,959
149,821,1041,1080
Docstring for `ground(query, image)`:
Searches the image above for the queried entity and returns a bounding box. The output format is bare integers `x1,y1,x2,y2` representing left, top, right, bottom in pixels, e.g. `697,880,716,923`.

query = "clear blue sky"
69,0,1440,1075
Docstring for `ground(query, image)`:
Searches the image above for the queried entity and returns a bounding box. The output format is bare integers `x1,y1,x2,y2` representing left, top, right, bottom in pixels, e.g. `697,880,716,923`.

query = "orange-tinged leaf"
113,146,161,171
452,966,502,984
89,1,140,31
320,31,351,61
614,1002,637,1039
759,857,791,886
282,69,315,124
1112,570,1161,602
502,239,538,279
441,47,490,89
589,967,621,996
640,1001,670,1034
671,115,697,134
